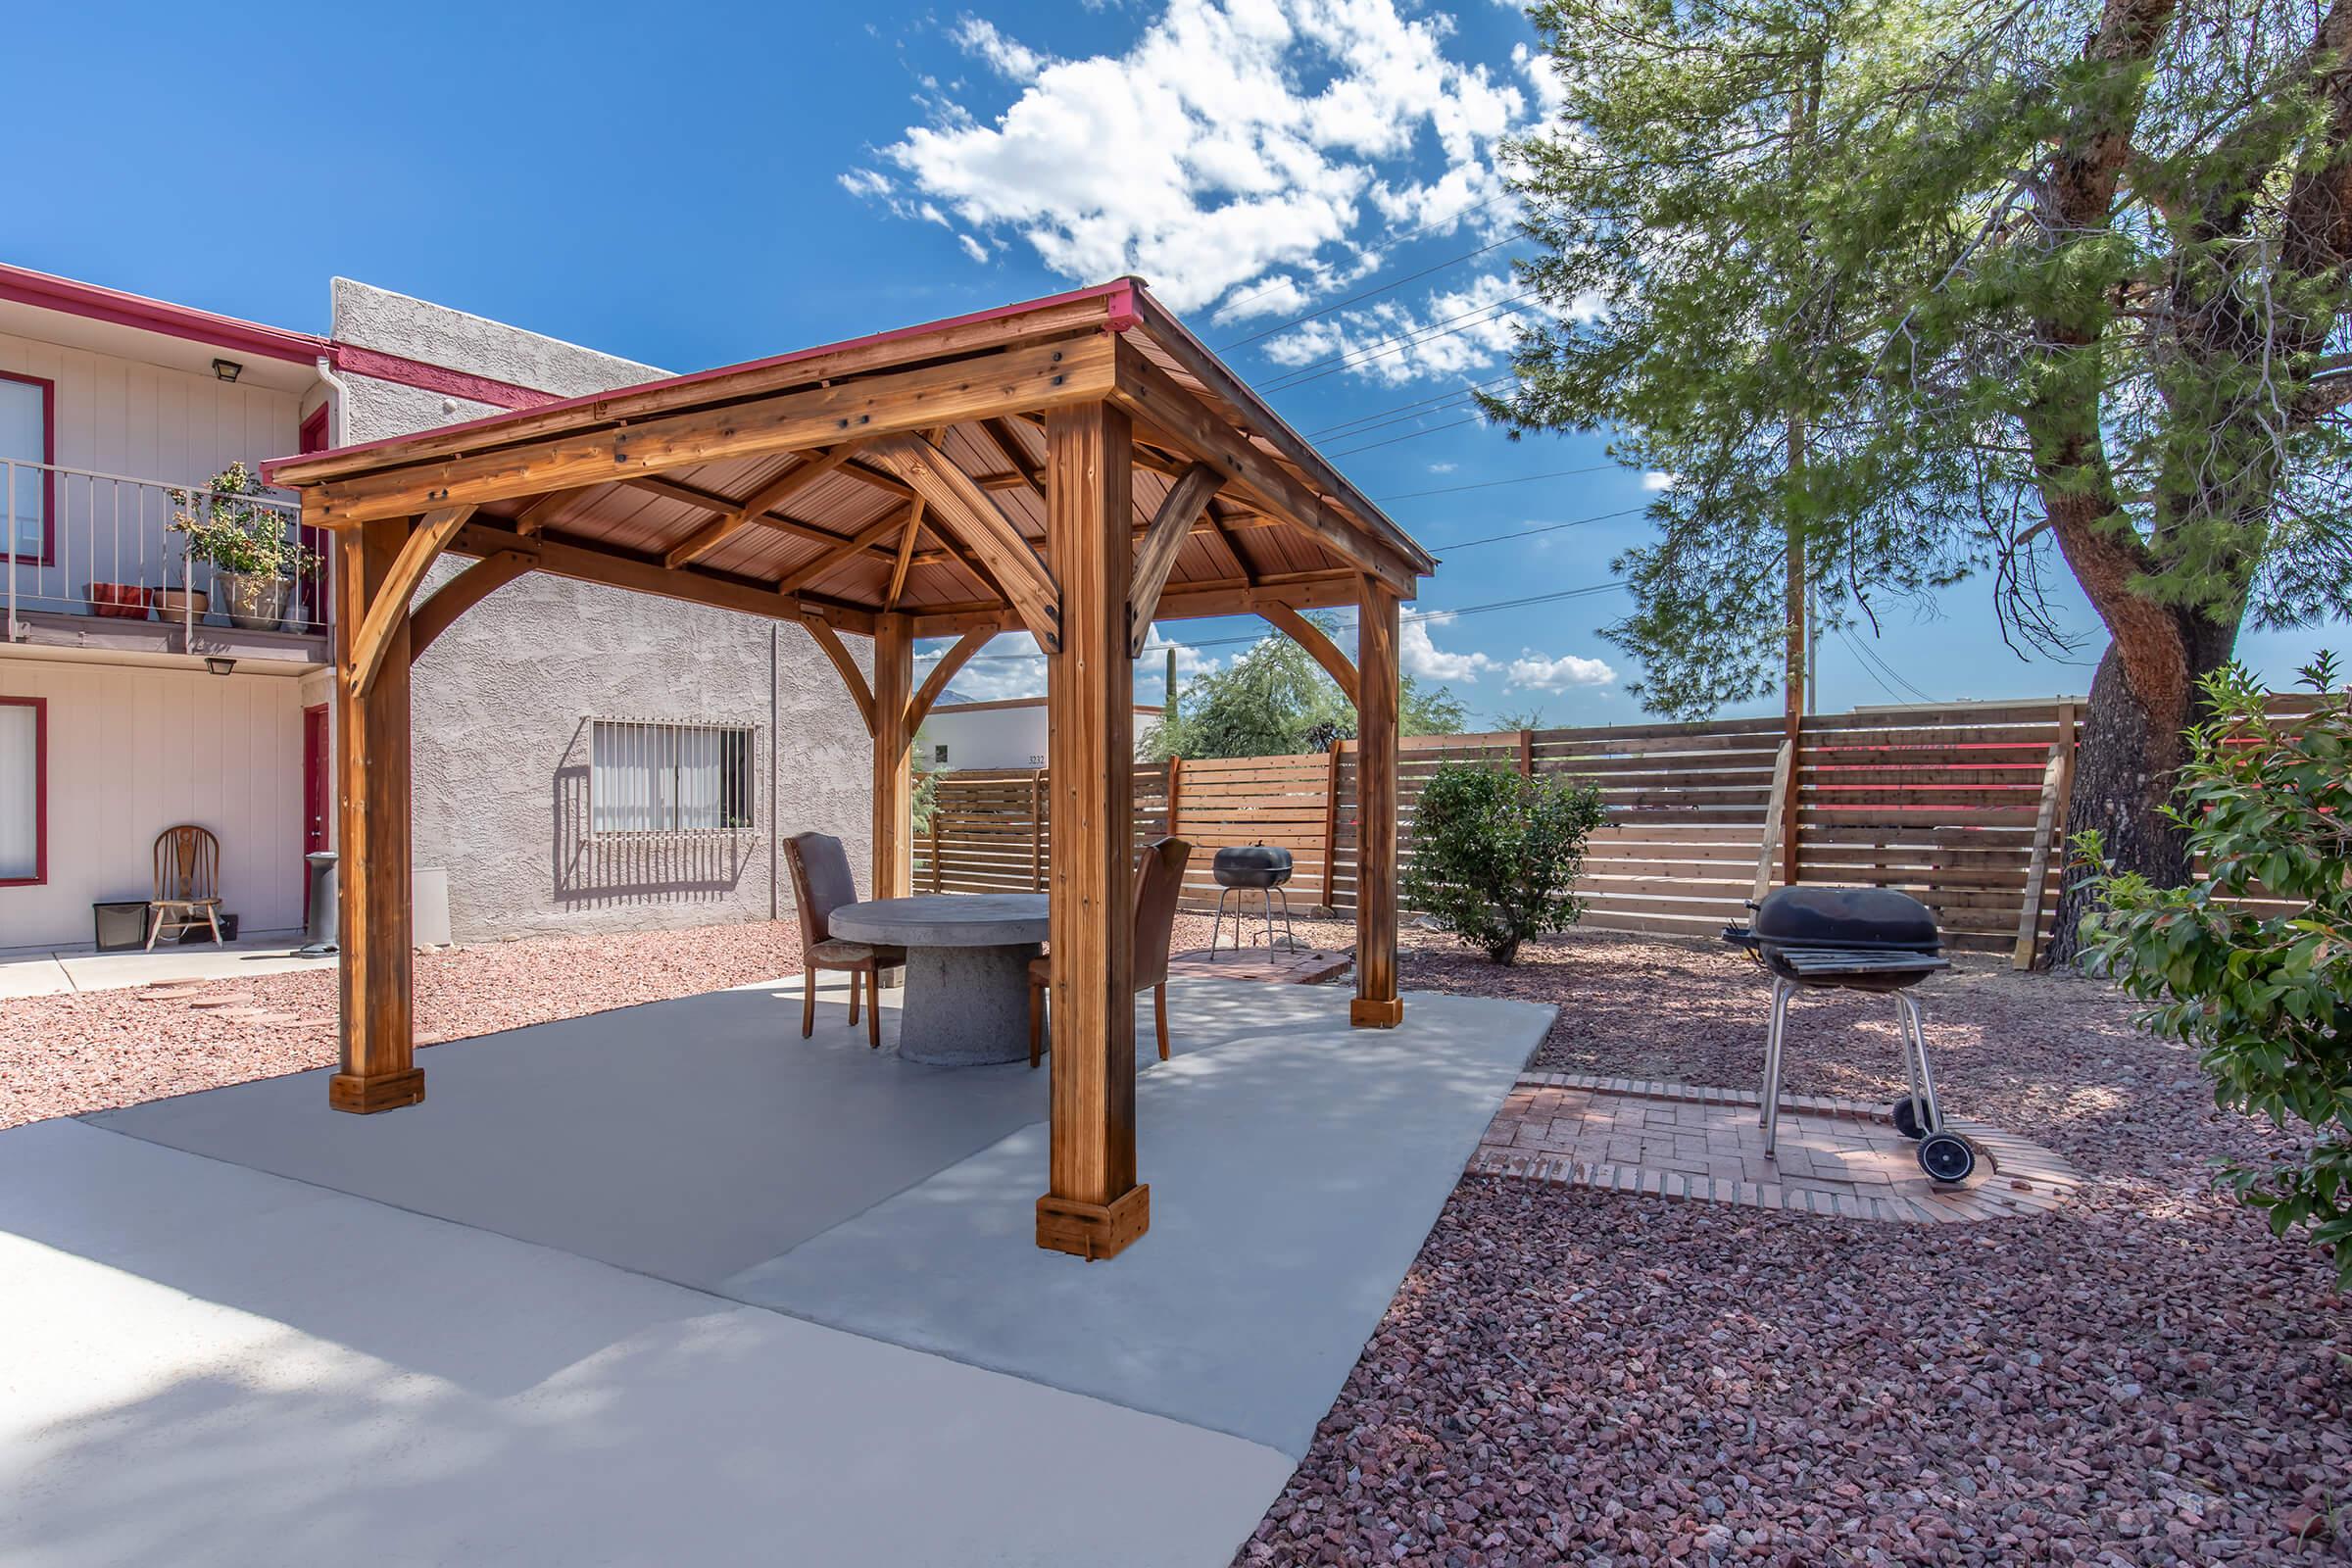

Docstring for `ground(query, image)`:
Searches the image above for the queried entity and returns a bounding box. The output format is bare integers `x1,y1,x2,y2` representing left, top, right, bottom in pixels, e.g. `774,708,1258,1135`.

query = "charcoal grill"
1207,844,1304,960
1724,886,1976,1184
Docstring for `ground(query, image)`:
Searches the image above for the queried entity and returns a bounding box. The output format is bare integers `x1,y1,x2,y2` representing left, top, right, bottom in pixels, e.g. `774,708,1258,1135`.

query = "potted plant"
169,463,316,631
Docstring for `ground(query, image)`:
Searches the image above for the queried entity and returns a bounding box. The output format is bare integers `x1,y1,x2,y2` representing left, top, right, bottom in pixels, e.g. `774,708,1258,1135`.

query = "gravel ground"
0,921,802,1131
1240,926,2352,1566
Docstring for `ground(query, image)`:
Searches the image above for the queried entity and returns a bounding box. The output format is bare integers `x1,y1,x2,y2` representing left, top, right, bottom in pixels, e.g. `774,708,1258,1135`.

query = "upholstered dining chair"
783,831,906,1050
1028,836,1192,1069
147,825,224,949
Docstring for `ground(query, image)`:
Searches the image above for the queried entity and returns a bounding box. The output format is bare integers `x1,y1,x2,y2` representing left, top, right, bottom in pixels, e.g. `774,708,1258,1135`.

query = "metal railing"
584,716,762,841
3,458,330,641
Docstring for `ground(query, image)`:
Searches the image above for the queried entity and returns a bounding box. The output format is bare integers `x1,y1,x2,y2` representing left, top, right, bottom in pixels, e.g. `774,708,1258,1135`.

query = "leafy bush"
2077,656,2352,1282
169,463,318,579
1400,761,1608,964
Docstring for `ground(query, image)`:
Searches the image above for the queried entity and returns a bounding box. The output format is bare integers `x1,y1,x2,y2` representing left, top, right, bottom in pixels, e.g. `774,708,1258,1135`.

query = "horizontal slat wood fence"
913,696,2322,965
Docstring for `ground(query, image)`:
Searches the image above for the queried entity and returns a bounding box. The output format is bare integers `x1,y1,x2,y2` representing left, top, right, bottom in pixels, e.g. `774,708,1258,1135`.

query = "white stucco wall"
924,702,1162,772
329,280,871,942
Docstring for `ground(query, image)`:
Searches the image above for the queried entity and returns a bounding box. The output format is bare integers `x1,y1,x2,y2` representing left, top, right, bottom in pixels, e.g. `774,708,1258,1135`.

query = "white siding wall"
0,658,306,950
0,327,301,608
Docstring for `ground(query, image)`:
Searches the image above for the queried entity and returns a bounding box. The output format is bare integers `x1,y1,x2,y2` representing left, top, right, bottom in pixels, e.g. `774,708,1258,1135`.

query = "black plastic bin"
176,913,239,944
92,901,150,953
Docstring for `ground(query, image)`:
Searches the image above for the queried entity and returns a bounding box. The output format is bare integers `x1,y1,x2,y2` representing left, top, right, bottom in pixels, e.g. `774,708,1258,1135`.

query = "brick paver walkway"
1471,1073,2080,1223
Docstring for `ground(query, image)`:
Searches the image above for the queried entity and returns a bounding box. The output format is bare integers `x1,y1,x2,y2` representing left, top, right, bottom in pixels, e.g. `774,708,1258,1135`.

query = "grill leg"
1896,993,1941,1134
1261,887,1275,952
1274,885,1299,951
1761,979,1792,1154
1209,887,1233,960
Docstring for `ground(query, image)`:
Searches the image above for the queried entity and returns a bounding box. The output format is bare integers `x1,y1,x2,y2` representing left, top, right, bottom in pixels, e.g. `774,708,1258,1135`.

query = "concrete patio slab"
0,939,331,999
0,1118,1293,1568
721,984,1554,1459
87,980,1045,1288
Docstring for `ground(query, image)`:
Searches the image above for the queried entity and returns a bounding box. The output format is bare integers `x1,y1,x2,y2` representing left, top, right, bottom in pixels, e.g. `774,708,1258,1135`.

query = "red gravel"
0,921,801,1130
1241,928,2352,1565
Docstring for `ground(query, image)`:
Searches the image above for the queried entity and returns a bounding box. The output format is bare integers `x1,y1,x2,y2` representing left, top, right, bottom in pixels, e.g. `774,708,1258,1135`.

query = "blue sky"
6,0,2335,723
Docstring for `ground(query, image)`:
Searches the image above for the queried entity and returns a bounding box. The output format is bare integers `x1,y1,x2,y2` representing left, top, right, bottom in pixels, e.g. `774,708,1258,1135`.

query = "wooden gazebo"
265,278,1435,1260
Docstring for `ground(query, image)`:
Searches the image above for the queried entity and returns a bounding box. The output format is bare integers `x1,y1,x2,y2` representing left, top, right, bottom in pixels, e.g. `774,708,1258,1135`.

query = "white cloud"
1427,461,1457,473
1400,618,1494,683
1642,470,1678,491
956,233,992,265
1505,650,1617,692
916,635,1046,703
1139,628,1225,679
849,1,1540,323
954,17,1050,78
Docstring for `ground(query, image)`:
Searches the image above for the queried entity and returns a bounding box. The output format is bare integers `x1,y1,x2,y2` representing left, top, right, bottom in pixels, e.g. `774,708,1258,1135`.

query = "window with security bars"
587,719,757,837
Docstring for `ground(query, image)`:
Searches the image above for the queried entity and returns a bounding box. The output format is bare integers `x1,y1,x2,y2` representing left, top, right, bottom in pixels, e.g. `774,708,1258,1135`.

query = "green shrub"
2078,656,2352,1282
1400,761,1608,964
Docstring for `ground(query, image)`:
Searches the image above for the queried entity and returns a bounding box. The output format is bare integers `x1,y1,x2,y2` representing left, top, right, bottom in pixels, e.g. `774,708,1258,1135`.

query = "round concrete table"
828,893,1051,1065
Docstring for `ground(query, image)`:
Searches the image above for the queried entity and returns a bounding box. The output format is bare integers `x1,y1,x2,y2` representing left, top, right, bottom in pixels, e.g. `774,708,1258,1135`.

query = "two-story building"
0,263,869,953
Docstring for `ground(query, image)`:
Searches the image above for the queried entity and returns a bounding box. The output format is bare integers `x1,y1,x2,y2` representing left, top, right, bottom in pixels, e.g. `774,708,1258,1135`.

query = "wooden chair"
1029,836,1192,1069
783,831,906,1050
148,825,224,949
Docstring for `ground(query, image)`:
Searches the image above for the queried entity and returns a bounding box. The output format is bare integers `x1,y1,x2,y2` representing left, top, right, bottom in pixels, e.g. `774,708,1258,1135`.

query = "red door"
303,703,330,919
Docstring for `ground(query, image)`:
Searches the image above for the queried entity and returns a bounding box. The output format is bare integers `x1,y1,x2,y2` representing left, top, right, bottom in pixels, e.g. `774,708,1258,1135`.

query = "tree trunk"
2044,608,2240,967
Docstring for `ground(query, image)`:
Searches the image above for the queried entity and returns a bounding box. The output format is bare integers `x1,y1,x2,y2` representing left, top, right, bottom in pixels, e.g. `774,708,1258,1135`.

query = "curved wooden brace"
868,432,1062,653
409,549,536,661
803,612,876,736
1260,602,1358,708
1128,462,1221,656
350,505,475,697
906,624,996,734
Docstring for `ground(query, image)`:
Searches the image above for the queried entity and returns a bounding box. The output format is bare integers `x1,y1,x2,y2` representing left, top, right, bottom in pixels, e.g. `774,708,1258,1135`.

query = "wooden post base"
1036,1184,1151,1260
327,1068,425,1113
1349,997,1404,1029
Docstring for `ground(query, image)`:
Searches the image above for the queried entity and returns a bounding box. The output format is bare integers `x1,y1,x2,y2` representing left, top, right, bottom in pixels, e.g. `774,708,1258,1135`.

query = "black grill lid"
1212,844,1294,888
1748,886,1940,954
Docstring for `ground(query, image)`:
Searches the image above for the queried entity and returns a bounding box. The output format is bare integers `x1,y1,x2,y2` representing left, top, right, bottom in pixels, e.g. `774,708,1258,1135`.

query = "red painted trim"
1102,276,1144,333
0,368,56,569
299,404,329,454
0,694,46,887
0,263,326,365
326,343,564,413
265,277,1146,483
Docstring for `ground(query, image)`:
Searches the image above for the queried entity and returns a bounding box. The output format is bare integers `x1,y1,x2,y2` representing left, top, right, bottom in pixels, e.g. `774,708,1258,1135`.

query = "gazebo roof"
266,278,1435,642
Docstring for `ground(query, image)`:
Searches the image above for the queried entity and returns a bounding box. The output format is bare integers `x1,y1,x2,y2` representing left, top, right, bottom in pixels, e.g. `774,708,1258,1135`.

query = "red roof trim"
264,277,1144,482
0,263,326,365
326,343,563,413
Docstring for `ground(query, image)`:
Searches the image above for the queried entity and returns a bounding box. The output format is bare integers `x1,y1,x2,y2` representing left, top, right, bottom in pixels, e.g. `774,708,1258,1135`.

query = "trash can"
299,852,338,956
92,901,150,953
177,913,239,944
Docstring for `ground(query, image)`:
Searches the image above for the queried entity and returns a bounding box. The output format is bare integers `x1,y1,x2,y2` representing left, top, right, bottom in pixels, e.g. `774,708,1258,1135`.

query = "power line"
1370,465,1622,502
1258,290,1539,391
1215,236,1521,351
1425,506,1648,551
1303,372,1518,439
1325,412,1494,458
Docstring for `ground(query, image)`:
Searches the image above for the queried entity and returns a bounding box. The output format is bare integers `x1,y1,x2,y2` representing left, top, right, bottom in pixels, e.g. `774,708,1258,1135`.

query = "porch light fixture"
204,656,235,677
211,359,242,383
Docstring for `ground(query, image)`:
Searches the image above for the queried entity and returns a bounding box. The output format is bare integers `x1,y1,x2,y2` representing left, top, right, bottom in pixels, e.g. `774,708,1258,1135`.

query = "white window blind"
588,719,756,837
0,379,45,559
0,702,38,881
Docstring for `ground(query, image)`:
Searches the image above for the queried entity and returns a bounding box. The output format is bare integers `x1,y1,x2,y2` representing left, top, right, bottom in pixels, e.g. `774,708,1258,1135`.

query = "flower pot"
156,587,209,622
86,582,155,618
213,570,292,631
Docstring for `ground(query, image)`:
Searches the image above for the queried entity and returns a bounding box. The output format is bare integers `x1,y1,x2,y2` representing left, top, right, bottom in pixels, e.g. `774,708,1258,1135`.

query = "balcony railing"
3,457,330,642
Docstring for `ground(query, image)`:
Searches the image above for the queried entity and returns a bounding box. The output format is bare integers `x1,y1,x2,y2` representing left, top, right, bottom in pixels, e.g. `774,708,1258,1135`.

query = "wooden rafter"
906,625,996,733
664,444,863,568
409,549,536,660
803,612,876,735
349,505,475,696
623,472,936,569
868,432,1061,652
980,417,1045,496
908,566,1361,639
884,505,925,609
1261,602,1358,707
310,335,1116,526
1128,462,1221,657
514,485,594,536
1110,341,1418,591
446,521,872,632
774,501,917,595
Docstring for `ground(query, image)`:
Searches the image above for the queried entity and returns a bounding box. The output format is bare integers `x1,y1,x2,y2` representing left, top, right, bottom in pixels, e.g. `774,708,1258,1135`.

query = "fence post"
1321,737,1345,911
928,800,943,893
1029,768,1045,892
2011,701,2080,970
1165,755,1182,841
1517,728,1534,777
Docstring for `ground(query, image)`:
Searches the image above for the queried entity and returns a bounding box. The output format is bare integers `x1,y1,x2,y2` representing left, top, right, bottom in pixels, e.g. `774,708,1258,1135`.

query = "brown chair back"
153,825,219,903
1132,836,1192,993
783,831,859,946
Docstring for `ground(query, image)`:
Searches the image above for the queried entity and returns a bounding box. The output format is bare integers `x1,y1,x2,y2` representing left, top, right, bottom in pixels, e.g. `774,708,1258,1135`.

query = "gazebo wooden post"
1350,576,1404,1029
329,518,421,1110
1036,399,1147,1260
871,611,914,901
